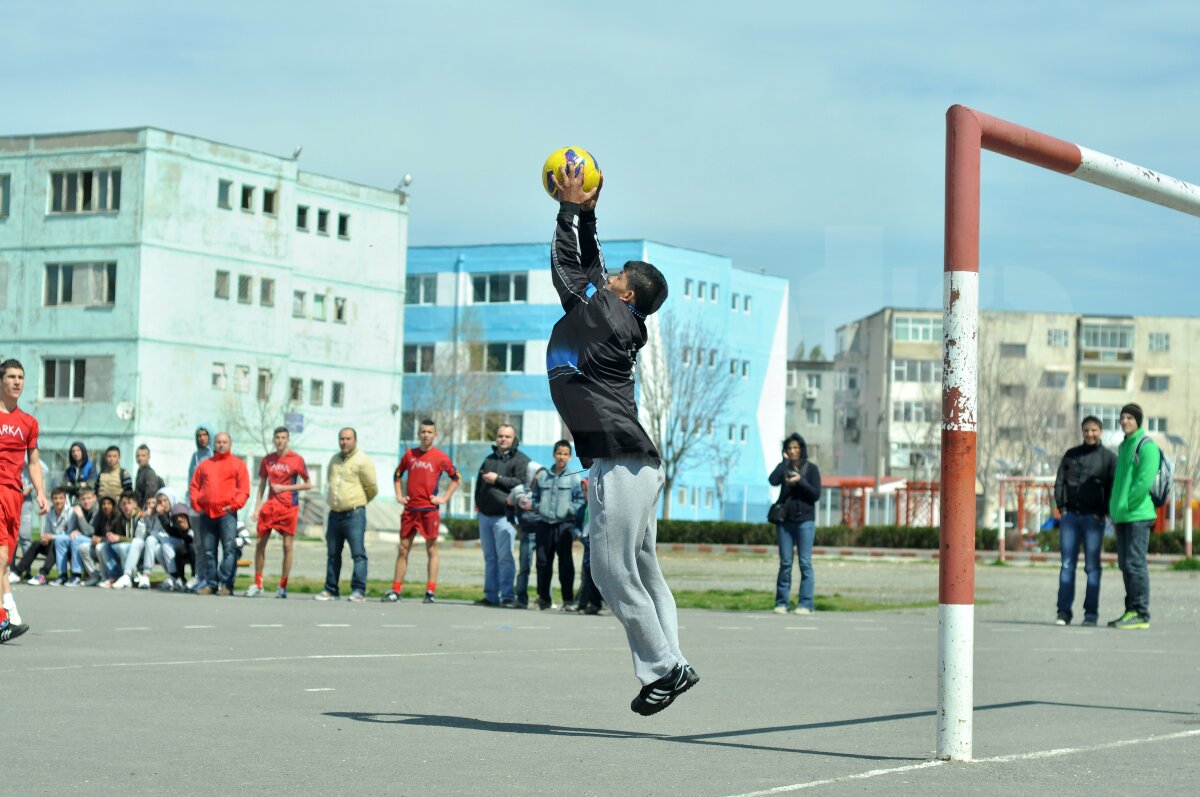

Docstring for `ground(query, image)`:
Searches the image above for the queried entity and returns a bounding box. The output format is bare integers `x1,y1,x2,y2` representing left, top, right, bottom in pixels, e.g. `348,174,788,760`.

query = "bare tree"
222,371,289,457
708,435,742,520
639,312,740,519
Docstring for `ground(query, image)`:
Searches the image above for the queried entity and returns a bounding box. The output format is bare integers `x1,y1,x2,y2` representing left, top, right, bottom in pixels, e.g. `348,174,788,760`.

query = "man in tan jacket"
316,427,377,602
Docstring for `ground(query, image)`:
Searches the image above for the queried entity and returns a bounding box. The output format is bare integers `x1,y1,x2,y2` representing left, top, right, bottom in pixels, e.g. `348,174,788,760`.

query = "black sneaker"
422,592,436,604
382,591,400,603
583,604,601,615
631,664,700,716
1112,613,1150,630
500,599,517,609
1081,617,1098,627
0,621,30,644
472,598,498,607
1055,612,1070,626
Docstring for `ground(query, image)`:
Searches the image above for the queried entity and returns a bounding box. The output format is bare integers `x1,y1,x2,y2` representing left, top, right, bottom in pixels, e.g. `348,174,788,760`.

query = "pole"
997,478,1006,563
938,104,981,762
1186,479,1194,559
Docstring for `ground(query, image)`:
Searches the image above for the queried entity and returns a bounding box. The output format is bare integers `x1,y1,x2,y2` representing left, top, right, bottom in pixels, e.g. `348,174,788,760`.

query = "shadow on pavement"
325,699,1195,762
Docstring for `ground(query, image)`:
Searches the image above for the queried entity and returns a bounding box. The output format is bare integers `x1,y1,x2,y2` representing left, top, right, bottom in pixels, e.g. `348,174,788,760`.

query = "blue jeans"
1057,512,1104,622
325,507,367,596
775,521,815,610
1115,520,1152,619
515,526,535,605
199,513,238,590
100,541,132,579
478,513,516,603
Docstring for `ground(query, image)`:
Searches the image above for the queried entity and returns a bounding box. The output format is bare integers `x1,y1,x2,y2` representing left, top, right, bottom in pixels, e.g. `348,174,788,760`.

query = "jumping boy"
249,427,311,598
386,419,459,604
1,359,47,642
546,167,697,715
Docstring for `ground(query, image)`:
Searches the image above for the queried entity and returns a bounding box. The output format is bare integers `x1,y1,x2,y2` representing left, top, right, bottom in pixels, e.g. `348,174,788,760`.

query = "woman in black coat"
767,433,822,614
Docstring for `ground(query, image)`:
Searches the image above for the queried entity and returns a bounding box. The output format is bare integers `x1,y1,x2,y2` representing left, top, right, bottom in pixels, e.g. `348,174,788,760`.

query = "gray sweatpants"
588,456,686,685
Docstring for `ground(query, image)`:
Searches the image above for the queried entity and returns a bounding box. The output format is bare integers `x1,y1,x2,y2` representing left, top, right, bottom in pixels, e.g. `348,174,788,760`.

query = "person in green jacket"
1107,403,1159,630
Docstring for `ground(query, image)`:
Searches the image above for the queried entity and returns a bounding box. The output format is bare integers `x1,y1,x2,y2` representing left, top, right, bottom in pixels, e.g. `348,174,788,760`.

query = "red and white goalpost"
938,104,1200,761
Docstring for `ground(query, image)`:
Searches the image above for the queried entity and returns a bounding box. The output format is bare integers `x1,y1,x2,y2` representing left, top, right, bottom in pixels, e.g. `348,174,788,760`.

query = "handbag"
767,461,808,524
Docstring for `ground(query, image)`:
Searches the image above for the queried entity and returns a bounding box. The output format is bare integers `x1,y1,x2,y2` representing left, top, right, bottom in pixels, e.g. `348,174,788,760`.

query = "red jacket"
189,452,250,519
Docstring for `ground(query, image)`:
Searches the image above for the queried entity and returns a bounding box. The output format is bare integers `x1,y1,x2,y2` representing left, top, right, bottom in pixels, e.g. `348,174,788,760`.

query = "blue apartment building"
404,240,788,521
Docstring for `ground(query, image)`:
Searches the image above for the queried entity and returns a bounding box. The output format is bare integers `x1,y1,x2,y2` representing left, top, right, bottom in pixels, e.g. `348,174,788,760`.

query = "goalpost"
938,104,1200,761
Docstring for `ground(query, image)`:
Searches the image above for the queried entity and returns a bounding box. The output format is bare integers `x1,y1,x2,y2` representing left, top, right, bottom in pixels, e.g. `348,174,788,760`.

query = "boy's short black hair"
274,426,289,436
623,261,668,316
553,439,572,453
1081,415,1102,429
119,490,136,502
0,358,24,376
420,418,436,428
50,487,67,498
105,445,121,456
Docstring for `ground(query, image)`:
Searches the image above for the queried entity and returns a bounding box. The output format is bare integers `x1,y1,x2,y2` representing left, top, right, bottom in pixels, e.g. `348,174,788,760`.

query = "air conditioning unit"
804,387,819,401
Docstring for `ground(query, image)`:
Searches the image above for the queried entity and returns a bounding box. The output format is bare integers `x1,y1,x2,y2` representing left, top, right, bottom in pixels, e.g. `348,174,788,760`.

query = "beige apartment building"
833,308,1199,516
785,359,835,469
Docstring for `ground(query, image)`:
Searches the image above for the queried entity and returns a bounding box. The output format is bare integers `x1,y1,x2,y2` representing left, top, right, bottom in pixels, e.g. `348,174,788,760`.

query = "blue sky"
6,1,1199,352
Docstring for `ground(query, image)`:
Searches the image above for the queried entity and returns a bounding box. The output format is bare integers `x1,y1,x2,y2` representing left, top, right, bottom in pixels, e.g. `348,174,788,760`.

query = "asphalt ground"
5,553,1199,796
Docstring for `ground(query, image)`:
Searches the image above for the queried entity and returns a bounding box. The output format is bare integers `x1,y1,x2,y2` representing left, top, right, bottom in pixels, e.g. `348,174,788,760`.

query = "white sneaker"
792,607,812,615
113,574,133,590
136,574,150,590
773,605,789,615
245,585,262,597
98,579,114,589
6,608,21,625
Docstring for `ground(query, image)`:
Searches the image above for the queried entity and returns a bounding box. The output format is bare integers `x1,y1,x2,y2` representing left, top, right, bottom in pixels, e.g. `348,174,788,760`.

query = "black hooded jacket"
1054,442,1116,516
768,434,822,524
475,444,531,517
546,202,660,467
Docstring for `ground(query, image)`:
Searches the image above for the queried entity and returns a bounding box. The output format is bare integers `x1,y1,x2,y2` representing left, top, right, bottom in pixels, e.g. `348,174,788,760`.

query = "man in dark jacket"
133,444,165,510
1052,415,1116,626
768,433,823,615
473,425,529,607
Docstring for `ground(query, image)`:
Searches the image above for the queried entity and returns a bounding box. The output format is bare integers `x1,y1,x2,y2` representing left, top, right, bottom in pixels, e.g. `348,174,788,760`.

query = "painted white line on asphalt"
383,624,416,628
720,729,1200,797
514,626,550,630
115,627,151,632
184,625,215,629
29,646,625,672
250,624,284,628
305,688,335,692
784,627,818,632
451,625,483,629
317,623,350,627
45,629,82,634
718,627,752,631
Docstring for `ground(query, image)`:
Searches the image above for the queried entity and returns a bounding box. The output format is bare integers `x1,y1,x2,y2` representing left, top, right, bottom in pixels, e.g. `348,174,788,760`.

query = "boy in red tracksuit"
1,359,46,642
189,431,250,596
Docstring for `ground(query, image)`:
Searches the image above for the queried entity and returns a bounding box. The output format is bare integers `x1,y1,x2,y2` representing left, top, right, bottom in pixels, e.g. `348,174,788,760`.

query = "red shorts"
0,487,21,560
257,502,299,536
401,508,441,541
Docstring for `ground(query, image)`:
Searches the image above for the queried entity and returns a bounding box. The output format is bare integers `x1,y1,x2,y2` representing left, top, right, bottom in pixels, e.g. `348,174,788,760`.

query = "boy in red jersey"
248,426,312,598
385,419,459,604
1,360,47,642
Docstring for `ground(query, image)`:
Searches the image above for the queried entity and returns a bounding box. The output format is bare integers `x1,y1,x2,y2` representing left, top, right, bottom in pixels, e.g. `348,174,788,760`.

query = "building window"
333,297,347,323
705,489,714,509
1081,324,1134,361
470,342,526,373
892,400,938,423
317,209,329,234
310,380,324,405
218,180,233,209
698,281,707,299
682,348,692,366
42,358,83,400
1081,405,1122,430
999,343,1027,358
848,368,859,391
787,370,798,389
998,427,1022,441
1147,417,1168,433
0,173,9,217
708,349,717,368
331,382,345,408
731,292,739,310
260,278,275,307
49,169,121,213
729,359,738,376
1040,371,1068,389
312,294,327,321
471,273,529,303
1085,372,1126,390
741,360,750,379
337,213,350,239
292,290,306,318
215,270,230,300
288,378,302,403
1144,375,1170,392
806,373,822,389
743,295,752,313
44,263,116,307
240,185,254,212
1148,332,1170,352
403,344,435,374
211,363,227,390
999,383,1026,399
263,189,278,216
465,412,524,442
892,359,940,384
711,284,719,302
1047,328,1069,348
684,279,693,298
237,275,253,304
406,274,437,305
234,365,250,393
297,205,309,231
256,368,273,401
806,408,821,425
727,424,736,442
740,425,748,443
893,316,940,342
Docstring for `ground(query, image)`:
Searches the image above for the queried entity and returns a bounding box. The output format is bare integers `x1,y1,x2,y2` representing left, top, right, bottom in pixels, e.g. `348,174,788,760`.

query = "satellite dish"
115,401,136,421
